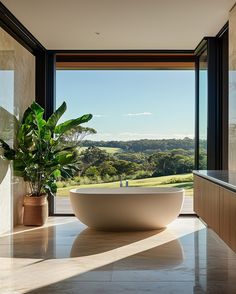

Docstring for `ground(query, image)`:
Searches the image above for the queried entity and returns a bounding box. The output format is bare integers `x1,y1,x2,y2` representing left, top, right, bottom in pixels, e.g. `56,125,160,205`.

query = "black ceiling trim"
195,23,229,55
0,1,46,54
56,54,196,63
216,22,228,38
195,38,208,56
51,49,195,54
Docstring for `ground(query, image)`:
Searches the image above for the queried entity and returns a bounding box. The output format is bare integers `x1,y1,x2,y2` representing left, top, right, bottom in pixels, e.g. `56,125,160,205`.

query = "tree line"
81,137,206,153
57,137,207,185
76,146,206,184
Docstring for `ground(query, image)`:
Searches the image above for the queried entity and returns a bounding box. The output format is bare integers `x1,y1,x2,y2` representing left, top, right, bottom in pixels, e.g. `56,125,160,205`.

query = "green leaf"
44,181,57,195
53,169,61,178
23,102,45,131
46,102,67,131
55,151,77,165
60,167,75,179
55,114,92,135
21,106,33,124
30,102,44,118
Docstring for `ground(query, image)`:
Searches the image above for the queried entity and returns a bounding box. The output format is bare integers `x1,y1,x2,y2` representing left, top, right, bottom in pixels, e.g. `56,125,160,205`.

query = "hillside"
81,138,206,153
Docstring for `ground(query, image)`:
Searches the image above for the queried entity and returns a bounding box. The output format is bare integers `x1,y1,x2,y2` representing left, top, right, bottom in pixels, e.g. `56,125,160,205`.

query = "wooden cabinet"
219,188,236,252
194,175,220,234
194,174,236,251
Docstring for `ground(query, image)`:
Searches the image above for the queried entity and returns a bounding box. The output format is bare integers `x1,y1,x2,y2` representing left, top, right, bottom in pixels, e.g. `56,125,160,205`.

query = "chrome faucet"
119,176,129,187
119,177,129,187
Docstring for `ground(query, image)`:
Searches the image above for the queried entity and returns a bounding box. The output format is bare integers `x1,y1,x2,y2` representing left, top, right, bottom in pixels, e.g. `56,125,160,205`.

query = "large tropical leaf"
30,102,46,130
17,125,34,150
22,102,45,131
21,106,33,124
55,150,77,165
55,114,92,135
60,166,76,179
46,101,67,131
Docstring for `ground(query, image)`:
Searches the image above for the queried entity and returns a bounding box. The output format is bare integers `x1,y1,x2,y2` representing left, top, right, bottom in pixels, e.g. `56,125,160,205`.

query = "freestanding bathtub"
70,187,184,231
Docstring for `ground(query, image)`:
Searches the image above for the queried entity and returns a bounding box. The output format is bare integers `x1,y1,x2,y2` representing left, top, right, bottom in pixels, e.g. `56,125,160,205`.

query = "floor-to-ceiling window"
195,30,228,171
198,48,208,169
54,59,195,214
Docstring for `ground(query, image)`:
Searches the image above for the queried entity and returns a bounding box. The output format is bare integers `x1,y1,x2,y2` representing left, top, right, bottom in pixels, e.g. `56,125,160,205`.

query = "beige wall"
229,5,236,170
0,28,35,234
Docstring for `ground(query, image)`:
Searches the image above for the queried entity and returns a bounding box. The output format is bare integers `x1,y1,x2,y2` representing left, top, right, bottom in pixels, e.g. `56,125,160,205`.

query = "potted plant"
0,101,92,226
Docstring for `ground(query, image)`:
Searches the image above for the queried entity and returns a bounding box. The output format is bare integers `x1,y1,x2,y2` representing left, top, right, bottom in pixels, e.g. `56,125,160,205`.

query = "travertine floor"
1,217,236,293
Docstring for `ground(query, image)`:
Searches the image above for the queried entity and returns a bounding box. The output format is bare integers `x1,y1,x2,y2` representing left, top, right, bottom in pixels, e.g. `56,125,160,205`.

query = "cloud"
124,112,152,117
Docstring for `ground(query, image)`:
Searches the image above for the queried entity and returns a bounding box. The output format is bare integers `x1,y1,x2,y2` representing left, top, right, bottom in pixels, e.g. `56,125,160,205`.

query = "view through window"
55,69,195,214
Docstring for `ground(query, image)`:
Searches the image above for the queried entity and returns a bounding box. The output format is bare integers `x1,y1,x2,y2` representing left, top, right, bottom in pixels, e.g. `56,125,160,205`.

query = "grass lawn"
57,173,193,197
79,146,122,154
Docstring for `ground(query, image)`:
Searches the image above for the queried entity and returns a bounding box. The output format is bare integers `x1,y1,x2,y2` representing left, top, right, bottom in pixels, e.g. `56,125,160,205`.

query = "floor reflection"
70,228,165,256
70,228,184,270
1,217,236,293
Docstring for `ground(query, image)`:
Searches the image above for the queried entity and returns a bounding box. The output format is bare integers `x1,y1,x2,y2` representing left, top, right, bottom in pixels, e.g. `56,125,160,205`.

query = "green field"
57,173,193,197
79,146,122,154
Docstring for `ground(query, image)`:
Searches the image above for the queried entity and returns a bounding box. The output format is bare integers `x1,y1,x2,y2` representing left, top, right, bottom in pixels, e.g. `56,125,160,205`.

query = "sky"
0,70,14,114
56,70,195,141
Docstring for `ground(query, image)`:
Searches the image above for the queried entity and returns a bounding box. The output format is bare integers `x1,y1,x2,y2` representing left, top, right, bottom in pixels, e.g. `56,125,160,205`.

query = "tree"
99,161,117,178
84,166,99,179
80,146,110,174
62,126,96,146
113,160,140,176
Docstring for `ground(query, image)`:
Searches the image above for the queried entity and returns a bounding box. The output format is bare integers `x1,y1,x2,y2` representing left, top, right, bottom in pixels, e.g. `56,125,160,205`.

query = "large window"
198,48,208,169
195,32,229,170
55,64,195,214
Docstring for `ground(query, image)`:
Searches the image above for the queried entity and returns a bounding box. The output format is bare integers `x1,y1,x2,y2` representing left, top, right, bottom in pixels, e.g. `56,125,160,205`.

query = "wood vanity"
193,171,236,252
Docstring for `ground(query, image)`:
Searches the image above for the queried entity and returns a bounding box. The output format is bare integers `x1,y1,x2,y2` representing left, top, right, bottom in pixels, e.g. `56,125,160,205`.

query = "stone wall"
0,28,35,234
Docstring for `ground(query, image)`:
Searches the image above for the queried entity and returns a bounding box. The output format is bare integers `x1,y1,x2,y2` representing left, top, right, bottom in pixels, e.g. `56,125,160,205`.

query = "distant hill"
81,138,206,153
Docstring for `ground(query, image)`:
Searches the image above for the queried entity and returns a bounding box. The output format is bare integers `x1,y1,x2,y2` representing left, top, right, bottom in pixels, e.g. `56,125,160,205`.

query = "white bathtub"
70,187,184,230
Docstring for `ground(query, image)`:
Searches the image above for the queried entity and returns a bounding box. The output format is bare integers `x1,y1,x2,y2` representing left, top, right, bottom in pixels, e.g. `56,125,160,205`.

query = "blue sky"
0,70,14,114
56,70,195,141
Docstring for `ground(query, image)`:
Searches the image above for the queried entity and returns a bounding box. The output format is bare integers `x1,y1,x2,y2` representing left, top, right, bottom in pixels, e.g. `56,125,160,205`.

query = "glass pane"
199,49,208,169
55,69,195,214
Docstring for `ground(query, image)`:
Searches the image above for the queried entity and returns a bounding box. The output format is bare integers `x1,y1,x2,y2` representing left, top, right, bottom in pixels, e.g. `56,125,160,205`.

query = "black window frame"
53,54,196,216
195,24,229,170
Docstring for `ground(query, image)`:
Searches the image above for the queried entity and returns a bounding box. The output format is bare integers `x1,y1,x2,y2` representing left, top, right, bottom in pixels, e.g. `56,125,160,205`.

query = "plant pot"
23,194,48,226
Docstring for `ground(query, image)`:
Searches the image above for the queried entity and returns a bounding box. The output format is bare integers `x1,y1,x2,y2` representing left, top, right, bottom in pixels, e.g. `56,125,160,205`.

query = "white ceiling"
1,0,236,50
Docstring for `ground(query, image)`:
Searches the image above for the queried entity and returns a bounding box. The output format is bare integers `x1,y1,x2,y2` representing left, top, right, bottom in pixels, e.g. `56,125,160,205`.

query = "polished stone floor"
1,217,236,293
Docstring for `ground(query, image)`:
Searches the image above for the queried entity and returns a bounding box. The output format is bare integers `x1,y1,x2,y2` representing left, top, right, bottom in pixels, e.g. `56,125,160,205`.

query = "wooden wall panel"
194,174,236,252
220,188,236,252
194,175,220,234
202,179,220,234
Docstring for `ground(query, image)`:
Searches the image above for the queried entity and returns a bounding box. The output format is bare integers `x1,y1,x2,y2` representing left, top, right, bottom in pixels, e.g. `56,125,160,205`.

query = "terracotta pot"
23,194,48,226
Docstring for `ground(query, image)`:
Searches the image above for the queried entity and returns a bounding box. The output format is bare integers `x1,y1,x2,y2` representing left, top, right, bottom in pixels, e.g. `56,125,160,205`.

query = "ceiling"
1,0,235,50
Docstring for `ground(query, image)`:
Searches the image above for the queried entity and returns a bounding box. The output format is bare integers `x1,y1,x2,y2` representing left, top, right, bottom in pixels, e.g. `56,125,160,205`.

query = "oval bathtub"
70,187,184,230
